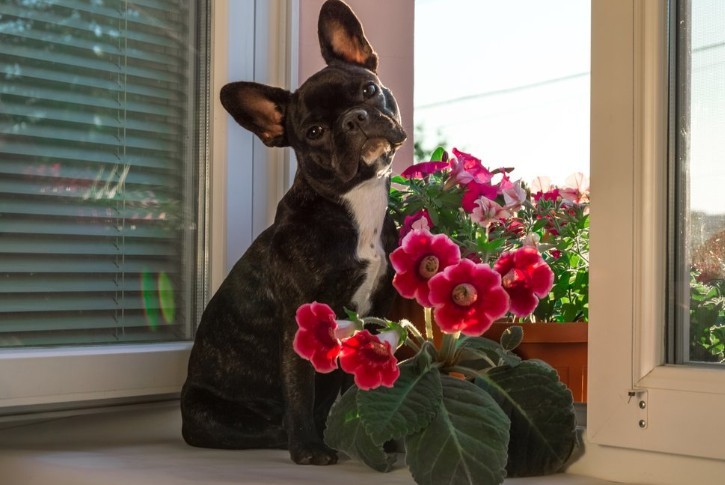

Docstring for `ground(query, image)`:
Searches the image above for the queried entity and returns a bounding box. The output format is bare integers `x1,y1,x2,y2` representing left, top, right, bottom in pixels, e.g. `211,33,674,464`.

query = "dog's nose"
342,109,368,132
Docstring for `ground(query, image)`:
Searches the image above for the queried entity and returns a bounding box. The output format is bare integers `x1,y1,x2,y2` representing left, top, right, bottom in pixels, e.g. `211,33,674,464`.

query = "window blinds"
0,0,203,346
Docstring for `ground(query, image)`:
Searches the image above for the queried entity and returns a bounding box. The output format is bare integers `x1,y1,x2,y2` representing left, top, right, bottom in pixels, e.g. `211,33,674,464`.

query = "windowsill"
0,401,618,484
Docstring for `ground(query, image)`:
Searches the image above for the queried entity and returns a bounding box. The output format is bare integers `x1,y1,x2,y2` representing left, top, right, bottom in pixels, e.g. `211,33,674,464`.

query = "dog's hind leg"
180,384,287,450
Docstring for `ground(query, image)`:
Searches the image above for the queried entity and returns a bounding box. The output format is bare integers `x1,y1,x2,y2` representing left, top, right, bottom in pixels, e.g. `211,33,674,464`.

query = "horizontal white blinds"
0,0,201,346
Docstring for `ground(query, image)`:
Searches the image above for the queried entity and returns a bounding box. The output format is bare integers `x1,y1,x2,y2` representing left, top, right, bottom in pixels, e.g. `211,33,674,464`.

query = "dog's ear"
318,0,378,72
220,82,291,147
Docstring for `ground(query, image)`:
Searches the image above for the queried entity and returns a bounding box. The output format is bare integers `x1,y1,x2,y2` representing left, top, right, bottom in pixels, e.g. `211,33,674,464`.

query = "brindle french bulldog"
180,0,406,466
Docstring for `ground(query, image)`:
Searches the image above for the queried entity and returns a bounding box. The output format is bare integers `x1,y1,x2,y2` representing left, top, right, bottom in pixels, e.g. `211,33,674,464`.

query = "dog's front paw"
290,441,338,465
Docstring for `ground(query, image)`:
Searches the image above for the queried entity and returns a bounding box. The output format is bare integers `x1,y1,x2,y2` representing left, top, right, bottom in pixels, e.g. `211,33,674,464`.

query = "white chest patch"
342,173,389,316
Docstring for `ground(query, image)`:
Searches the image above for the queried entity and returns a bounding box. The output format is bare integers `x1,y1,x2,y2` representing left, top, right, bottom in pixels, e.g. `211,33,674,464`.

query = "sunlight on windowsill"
0,401,614,485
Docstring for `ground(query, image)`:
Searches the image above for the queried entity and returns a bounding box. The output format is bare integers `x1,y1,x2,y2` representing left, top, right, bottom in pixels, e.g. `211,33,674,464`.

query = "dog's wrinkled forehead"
291,65,379,120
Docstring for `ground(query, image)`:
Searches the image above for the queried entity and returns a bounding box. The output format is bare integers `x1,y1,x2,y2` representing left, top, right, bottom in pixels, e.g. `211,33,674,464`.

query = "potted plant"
388,147,590,401
290,148,584,482
292,247,578,483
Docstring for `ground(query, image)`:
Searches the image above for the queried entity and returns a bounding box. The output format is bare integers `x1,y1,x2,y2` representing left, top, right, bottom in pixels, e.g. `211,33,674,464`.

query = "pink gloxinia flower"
398,209,433,243
339,330,400,390
450,148,493,185
427,259,510,337
493,247,555,317
390,230,461,307
471,196,512,229
293,302,342,373
401,161,448,179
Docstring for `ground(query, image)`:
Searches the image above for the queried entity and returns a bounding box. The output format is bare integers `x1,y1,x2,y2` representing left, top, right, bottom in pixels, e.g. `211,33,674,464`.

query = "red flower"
450,148,493,185
504,219,526,238
461,180,499,213
391,230,461,307
401,161,449,179
293,302,342,373
398,209,433,243
427,259,510,337
532,188,561,204
339,330,400,390
493,247,555,317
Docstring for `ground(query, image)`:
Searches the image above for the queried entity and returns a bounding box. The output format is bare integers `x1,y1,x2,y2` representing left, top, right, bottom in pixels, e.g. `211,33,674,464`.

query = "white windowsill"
0,402,624,485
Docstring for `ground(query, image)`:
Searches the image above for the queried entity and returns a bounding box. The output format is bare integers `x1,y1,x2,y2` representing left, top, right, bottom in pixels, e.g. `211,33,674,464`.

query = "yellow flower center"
452,283,478,307
418,255,440,279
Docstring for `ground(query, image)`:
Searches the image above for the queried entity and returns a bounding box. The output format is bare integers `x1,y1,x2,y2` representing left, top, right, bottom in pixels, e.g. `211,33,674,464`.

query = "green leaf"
475,361,577,477
500,325,524,351
457,336,521,368
430,146,446,161
405,376,510,485
324,386,397,472
357,359,442,444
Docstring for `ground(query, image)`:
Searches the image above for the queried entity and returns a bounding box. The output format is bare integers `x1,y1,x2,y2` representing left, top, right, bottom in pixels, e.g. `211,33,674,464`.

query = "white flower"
334,320,357,340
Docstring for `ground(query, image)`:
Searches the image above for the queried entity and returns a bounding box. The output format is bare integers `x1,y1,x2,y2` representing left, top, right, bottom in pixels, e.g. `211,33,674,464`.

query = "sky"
414,0,591,187
414,0,724,215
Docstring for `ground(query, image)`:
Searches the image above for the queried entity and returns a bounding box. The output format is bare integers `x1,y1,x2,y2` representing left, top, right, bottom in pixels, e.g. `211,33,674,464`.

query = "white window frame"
0,0,294,416
569,1,725,481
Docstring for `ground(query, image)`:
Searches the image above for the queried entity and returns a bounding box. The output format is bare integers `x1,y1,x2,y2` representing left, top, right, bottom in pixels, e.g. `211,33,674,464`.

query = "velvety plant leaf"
324,386,396,472
405,376,510,485
457,336,521,368
499,325,523,351
357,358,442,445
474,361,577,477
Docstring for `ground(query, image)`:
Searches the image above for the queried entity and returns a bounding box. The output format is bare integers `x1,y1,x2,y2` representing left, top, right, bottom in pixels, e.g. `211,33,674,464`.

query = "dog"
180,0,406,466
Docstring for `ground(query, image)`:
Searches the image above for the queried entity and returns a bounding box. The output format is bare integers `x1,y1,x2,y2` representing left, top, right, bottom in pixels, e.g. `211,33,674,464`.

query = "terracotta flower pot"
483,322,588,403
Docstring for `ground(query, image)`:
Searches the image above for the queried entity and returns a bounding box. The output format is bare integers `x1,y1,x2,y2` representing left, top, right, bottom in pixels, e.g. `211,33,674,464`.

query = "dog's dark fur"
180,0,406,466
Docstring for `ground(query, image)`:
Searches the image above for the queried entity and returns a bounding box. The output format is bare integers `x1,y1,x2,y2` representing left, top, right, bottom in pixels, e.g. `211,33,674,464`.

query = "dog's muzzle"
340,108,406,166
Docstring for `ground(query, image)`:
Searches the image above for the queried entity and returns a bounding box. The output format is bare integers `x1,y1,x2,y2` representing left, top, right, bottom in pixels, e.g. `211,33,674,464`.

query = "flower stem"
400,319,425,342
424,306,434,342
362,316,390,328
404,338,421,354
440,331,460,366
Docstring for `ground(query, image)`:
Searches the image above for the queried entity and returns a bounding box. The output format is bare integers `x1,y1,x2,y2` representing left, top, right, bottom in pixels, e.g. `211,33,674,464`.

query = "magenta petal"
459,313,493,337
429,233,462,266
530,263,555,297
390,247,414,274
339,331,399,390
401,161,448,179
482,286,511,321
393,271,432,307
508,287,539,317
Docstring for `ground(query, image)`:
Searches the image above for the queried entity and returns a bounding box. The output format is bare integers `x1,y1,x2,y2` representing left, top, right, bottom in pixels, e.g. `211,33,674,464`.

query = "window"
0,0,273,414
0,0,208,348
583,1,725,480
669,0,725,365
414,0,590,183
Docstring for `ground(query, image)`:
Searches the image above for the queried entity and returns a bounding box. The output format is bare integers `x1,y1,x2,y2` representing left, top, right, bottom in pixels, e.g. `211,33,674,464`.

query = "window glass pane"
414,0,590,182
672,0,725,364
413,0,590,323
0,0,208,347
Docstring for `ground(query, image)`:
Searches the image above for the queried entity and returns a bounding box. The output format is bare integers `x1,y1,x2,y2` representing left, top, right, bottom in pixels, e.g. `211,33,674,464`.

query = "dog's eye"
306,125,324,140
362,82,378,98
